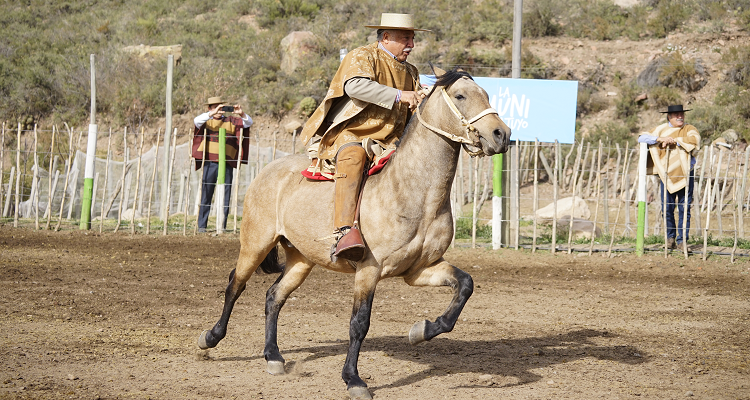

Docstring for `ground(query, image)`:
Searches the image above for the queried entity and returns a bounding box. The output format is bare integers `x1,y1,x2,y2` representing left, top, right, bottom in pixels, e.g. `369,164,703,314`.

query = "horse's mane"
426,67,474,98
434,68,473,87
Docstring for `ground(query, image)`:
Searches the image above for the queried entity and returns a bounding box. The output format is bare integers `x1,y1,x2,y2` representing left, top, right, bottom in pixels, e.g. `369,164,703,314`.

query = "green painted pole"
636,142,648,256
215,127,227,233
218,128,226,185
492,153,503,249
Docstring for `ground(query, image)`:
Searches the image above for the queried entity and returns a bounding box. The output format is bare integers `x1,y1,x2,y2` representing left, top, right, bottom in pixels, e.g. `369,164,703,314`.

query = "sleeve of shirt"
637,134,658,145
344,77,399,110
241,113,253,128
194,112,210,128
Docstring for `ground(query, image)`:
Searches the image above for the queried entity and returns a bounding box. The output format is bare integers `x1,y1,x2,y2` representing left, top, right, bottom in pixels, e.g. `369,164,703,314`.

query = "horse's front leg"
342,264,380,400
403,258,473,345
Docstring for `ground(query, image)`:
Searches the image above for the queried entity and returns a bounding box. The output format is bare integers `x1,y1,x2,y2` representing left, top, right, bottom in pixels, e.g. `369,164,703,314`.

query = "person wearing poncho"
299,13,428,262
192,96,253,232
638,104,701,249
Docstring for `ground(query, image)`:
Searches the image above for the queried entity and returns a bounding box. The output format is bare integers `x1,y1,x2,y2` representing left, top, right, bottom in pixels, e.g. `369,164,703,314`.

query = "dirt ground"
1,229,748,400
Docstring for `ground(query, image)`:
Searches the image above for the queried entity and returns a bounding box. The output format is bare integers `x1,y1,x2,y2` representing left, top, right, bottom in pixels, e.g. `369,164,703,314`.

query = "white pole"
636,142,648,255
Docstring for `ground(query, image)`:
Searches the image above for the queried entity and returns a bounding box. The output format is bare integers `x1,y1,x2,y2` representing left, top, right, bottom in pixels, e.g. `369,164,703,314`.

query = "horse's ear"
429,62,447,78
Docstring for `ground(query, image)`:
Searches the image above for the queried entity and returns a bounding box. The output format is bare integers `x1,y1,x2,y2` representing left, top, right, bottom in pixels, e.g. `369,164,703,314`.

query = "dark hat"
661,104,691,113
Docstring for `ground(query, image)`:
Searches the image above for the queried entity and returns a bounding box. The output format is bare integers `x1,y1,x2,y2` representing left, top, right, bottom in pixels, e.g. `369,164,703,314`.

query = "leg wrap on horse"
332,145,367,262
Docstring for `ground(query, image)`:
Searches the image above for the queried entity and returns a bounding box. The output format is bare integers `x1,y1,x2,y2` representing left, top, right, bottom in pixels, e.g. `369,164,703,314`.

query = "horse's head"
422,66,511,156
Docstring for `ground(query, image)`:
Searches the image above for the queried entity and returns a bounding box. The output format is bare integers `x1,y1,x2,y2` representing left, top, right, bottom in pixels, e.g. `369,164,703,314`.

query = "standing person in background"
638,104,701,249
192,96,253,232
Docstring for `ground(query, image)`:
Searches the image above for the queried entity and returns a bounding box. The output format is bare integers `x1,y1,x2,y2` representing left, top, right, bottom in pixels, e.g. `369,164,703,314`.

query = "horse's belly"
377,220,453,278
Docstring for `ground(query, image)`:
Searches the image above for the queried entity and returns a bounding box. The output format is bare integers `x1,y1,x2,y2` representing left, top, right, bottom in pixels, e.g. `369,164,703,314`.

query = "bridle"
415,87,499,157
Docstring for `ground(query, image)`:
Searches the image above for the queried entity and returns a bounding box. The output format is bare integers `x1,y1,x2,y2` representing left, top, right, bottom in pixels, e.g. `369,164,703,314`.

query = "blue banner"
420,75,578,144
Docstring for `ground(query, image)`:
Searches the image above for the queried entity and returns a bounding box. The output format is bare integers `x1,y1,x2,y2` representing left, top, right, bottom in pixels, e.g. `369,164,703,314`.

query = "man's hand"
233,104,243,115
399,90,426,110
209,104,224,118
657,136,677,148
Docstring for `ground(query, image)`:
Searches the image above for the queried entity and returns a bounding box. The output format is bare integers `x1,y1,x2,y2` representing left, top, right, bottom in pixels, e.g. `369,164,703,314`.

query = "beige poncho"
299,42,420,160
645,123,701,194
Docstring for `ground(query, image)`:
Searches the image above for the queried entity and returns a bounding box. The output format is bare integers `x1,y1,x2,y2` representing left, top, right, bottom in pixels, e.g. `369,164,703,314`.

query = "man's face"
668,111,685,128
382,30,415,62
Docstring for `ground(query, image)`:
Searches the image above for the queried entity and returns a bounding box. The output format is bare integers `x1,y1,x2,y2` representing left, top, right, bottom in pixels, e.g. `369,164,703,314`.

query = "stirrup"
330,226,366,262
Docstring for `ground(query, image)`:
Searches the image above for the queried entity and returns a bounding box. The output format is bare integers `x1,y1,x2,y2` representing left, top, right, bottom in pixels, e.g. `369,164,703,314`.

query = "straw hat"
365,13,429,31
204,96,224,106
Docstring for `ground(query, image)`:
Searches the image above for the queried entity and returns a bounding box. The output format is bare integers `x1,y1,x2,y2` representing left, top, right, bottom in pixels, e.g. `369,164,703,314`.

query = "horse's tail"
258,246,285,274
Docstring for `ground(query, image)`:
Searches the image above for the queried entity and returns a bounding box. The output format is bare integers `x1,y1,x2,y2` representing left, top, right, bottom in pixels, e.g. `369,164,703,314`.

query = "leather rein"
415,87,499,157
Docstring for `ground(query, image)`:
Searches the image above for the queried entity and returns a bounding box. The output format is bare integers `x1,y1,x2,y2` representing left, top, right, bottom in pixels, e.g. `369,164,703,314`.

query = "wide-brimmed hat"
661,104,691,113
204,96,225,106
365,13,429,31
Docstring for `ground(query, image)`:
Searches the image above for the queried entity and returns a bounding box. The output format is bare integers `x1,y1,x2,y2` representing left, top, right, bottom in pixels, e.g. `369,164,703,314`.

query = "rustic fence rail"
1,123,748,258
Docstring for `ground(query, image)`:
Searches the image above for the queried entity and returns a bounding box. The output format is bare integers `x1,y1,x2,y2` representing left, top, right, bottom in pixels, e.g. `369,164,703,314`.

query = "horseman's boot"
331,145,367,262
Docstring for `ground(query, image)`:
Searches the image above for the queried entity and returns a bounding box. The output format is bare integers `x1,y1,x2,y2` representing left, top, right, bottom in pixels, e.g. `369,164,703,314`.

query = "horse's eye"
455,94,465,100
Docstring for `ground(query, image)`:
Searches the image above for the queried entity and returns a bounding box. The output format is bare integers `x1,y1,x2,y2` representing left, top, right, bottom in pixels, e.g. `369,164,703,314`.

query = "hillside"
1,0,750,151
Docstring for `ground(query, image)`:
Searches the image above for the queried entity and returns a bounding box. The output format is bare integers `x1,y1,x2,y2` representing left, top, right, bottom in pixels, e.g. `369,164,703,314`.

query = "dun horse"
198,68,511,399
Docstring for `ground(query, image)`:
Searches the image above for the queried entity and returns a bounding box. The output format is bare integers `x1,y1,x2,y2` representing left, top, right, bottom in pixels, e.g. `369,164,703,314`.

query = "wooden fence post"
532,139,539,253
99,128,112,233
13,123,21,227
146,128,161,235
131,127,145,234
552,140,559,253
163,128,177,236
45,126,56,230
739,147,749,239
33,125,40,229
589,140,603,255
55,124,73,231
114,128,128,233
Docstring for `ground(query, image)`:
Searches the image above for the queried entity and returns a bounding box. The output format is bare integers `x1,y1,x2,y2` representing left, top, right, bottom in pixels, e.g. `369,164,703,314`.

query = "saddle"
301,138,395,181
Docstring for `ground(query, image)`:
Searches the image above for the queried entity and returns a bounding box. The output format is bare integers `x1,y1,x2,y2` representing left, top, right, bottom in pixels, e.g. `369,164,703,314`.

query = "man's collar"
378,42,404,64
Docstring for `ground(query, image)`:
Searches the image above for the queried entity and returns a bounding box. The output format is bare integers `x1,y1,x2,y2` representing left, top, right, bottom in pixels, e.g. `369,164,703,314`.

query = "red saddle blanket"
301,152,393,181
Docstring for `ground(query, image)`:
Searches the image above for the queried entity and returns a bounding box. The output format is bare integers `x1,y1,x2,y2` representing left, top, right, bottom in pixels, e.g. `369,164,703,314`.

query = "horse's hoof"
266,360,285,375
348,386,372,400
197,330,211,350
409,320,427,345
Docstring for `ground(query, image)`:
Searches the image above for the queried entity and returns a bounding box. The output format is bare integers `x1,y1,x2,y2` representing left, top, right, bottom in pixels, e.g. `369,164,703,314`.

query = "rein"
415,88,499,157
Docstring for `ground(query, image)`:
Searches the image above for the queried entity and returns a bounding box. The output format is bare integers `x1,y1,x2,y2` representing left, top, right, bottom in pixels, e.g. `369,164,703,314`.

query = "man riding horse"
299,13,428,262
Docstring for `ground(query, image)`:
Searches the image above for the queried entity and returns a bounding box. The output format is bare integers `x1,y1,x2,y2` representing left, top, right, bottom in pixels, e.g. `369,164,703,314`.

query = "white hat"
365,13,429,31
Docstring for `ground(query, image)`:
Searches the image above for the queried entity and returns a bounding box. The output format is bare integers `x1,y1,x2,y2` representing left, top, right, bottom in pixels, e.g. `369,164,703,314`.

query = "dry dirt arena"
1,229,748,400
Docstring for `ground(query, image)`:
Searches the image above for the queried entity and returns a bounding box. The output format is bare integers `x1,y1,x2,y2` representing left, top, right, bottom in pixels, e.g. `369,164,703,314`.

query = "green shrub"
614,82,643,132
299,97,317,117
647,0,689,38
648,86,682,109
576,87,609,117
580,121,634,149
658,52,708,92
722,45,750,88
523,0,563,37
690,103,748,142
455,217,492,240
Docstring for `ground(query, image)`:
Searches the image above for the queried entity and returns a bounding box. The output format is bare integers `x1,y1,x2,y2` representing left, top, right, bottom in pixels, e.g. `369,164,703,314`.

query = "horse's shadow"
213,328,646,392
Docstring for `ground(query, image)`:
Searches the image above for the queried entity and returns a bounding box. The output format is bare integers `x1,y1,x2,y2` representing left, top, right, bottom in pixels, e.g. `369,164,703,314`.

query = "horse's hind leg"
198,239,281,350
403,258,473,345
264,244,314,375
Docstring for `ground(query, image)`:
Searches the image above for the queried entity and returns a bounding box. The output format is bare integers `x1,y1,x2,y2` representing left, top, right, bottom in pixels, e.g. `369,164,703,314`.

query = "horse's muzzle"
481,127,511,155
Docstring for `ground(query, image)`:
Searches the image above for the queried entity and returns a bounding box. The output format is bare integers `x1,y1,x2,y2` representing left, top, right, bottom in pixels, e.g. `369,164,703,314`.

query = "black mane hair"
434,68,474,88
